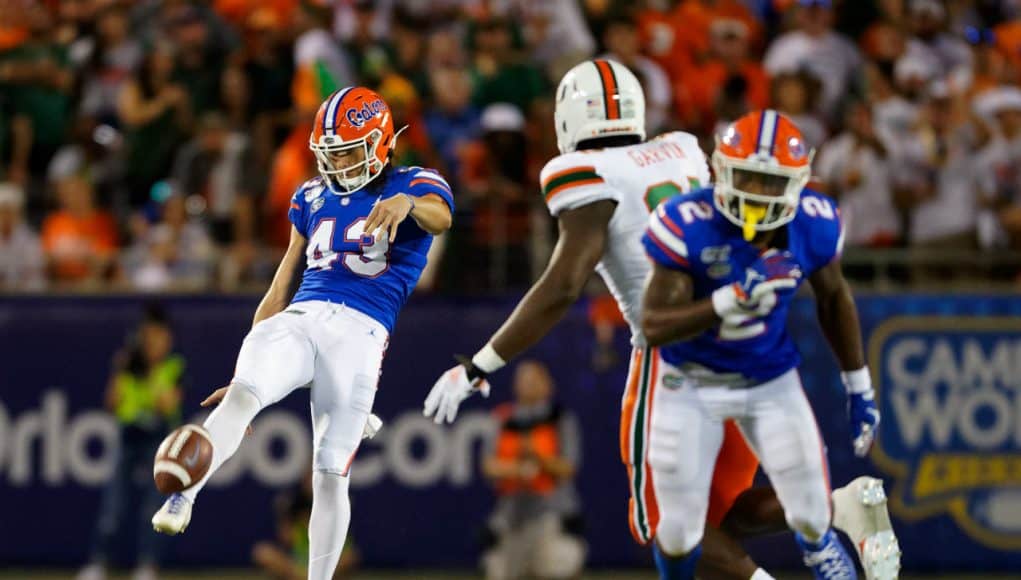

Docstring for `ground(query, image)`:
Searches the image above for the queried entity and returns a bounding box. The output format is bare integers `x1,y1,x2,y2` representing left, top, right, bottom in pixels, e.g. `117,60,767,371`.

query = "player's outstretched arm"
809,258,879,457
364,193,452,242
253,225,307,327
423,200,615,424
640,262,720,347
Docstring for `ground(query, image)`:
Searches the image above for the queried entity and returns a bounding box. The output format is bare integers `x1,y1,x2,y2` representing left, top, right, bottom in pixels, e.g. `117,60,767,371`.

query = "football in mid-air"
153,424,213,494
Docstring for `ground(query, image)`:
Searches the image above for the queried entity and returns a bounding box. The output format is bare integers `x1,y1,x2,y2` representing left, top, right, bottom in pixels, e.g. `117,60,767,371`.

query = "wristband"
471,343,506,374
841,367,872,394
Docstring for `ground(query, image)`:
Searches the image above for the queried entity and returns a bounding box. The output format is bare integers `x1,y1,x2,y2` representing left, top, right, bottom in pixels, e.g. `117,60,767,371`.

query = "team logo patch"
311,197,325,214
304,183,325,203
661,374,685,390
869,316,1021,550
701,245,733,279
346,99,386,128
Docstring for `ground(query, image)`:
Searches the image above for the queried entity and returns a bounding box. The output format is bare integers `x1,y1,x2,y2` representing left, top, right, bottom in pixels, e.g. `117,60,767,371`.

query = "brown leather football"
153,425,213,494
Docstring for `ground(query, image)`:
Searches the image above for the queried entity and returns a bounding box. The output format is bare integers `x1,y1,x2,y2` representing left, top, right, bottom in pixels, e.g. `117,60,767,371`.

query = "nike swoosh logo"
183,443,201,468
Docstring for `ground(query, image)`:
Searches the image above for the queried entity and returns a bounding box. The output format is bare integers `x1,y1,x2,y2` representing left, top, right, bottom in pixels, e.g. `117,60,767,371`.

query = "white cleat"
152,493,193,535
832,476,902,580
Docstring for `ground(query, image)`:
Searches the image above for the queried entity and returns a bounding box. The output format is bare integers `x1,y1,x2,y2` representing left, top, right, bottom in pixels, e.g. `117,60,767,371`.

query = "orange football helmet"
310,87,398,194
712,110,813,240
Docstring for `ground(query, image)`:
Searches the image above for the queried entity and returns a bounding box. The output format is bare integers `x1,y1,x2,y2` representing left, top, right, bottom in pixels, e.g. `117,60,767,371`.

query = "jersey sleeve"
800,190,845,273
539,153,619,217
405,167,455,213
287,181,315,238
642,200,692,271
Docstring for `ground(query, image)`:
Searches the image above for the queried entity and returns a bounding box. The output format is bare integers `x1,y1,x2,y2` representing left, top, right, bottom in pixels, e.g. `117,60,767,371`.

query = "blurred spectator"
456,103,533,290
481,360,585,580
170,112,256,244
165,4,230,118
0,4,74,183
291,0,355,113
900,0,973,95
815,100,900,247
265,119,317,249
771,71,828,149
76,3,143,126
119,190,216,291
502,0,595,81
343,0,394,88
0,182,45,290
895,84,991,278
601,11,672,134
252,470,359,580
683,19,769,135
764,0,862,119
469,18,547,114
41,172,117,287
117,43,191,207
975,87,1021,251
237,8,295,137
77,305,184,580
424,66,482,185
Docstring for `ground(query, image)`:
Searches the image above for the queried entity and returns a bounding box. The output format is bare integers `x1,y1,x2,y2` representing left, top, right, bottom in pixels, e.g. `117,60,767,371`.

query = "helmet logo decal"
788,137,806,160
722,126,741,148
346,99,387,128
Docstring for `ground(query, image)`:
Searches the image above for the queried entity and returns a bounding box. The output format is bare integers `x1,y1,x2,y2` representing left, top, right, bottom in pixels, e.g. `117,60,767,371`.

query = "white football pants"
649,364,832,556
232,300,387,475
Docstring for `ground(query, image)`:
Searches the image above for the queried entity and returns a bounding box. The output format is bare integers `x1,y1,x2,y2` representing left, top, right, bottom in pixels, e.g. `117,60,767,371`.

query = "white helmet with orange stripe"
554,59,646,154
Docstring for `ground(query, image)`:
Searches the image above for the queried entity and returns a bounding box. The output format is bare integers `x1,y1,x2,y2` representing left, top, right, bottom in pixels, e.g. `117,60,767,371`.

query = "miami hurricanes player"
424,62,900,579
639,109,899,579
150,86,454,580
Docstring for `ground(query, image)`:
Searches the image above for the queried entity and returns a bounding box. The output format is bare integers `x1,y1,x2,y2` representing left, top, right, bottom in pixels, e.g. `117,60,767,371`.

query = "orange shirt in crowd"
683,60,771,132
41,210,117,281
213,0,297,28
266,122,316,248
994,21,1021,79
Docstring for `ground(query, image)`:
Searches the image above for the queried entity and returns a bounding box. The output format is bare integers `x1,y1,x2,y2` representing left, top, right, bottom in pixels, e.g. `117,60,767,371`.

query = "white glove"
423,365,490,424
362,413,383,439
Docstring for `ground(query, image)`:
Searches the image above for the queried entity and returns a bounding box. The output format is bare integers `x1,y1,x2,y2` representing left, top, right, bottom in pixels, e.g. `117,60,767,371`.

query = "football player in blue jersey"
637,110,897,580
151,87,454,580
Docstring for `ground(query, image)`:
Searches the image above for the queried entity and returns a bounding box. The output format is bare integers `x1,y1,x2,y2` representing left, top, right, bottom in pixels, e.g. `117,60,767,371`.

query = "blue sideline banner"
0,294,1018,571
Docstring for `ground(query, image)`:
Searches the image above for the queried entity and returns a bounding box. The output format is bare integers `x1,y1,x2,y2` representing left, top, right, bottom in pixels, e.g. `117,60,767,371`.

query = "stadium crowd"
2,0,1021,293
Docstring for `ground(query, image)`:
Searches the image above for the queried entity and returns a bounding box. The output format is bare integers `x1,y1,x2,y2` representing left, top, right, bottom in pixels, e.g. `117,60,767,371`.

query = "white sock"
307,471,352,580
750,569,775,580
181,385,262,502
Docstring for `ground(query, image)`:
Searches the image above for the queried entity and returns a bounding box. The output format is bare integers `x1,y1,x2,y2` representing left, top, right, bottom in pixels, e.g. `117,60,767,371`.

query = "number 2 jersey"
287,167,455,332
539,131,711,343
642,186,844,383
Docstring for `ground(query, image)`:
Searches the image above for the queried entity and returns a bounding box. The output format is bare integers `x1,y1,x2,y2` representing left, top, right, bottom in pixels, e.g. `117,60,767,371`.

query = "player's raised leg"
306,305,386,580
152,309,316,534
737,370,857,579
647,366,726,580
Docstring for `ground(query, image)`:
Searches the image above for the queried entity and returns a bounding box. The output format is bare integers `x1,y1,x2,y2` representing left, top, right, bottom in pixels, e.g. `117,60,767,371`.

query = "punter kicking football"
150,86,454,580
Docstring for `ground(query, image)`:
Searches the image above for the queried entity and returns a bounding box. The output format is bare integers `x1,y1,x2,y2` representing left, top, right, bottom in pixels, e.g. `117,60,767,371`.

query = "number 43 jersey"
287,167,454,333
642,186,844,383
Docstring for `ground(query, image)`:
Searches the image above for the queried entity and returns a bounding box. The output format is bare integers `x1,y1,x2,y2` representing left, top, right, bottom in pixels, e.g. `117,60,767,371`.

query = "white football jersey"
539,131,711,345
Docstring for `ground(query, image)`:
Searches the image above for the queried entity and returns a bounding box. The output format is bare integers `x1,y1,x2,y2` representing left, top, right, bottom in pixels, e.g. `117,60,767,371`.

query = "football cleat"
832,476,902,580
796,529,858,580
152,493,192,535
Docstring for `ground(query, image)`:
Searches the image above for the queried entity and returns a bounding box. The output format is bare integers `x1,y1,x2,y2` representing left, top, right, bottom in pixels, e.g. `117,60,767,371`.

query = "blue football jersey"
288,166,454,332
642,187,844,382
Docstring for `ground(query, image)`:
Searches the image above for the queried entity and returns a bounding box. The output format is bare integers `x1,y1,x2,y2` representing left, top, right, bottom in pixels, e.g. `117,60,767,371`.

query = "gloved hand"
713,249,802,318
423,359,491,424
849,390,880,457
362,413,383,439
